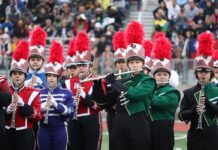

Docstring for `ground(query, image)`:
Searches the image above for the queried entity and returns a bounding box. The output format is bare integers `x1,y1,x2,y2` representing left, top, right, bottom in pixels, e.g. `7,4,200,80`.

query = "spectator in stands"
0,0,10,23
176,5,188,31
61,2,74,28
200,15,215,33
44,19,56,37
185,0,199,21
203,0,215,16
34,7,49,27
6,4,21,24
100,44,114,74
153,1,168,19
211,7,218,30
167,0,180,22
35,0,51,16
56,19,71,39
73,13,89,35
94,22,103,38
49,5,61,22
95,8,104,24
154,9,168,33
2,17,13,37
13,18,27,39
193,8,205,34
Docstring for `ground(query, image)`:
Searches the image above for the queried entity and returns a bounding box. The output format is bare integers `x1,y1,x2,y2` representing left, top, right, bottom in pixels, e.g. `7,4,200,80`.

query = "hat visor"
127,56,144,62
29,54,44,60
10,68,27,76
77,61,91,65
153,68,171,75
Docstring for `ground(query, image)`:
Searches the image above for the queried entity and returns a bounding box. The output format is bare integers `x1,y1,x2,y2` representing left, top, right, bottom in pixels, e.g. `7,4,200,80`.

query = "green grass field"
101,131,187,150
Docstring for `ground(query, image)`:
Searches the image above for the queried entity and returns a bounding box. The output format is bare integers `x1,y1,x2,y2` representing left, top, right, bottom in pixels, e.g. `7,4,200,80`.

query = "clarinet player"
37,41,74,150
179,31,218,150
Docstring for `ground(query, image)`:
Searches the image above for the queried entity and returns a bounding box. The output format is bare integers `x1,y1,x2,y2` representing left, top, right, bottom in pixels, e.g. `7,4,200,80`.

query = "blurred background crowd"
1,0,218,84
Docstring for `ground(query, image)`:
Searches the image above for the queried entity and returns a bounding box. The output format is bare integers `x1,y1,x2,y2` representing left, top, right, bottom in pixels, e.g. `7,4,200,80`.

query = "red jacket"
5,86,42,130
66,74,101,117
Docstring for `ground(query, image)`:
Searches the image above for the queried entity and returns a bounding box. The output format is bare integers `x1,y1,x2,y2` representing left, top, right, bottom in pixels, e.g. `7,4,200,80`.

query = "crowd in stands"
152,0,218,82
0,0,131,75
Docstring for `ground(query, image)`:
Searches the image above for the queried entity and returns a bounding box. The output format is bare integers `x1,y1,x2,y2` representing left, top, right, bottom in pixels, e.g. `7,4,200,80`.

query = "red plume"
13,40,29,61
125,21,145,45
197,31,214,56
153,37,172,60
48,40,64,64
213,50,218,60
153,32,166,41
143,40,153,57
30,26,47,47
112,31,126,51
75,31,90,52
67,38,76,56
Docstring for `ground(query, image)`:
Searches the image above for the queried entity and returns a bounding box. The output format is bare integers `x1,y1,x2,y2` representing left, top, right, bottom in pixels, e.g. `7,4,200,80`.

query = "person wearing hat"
66,31,102,150
179,31,218,150
4,40,42,150
63,38,78,149
148,36,180,150
37,40,74,150
61,38,78,88
212,50,218,86
105,21,156,150
142,39,153,75
0,75,12,148
25,26,47,89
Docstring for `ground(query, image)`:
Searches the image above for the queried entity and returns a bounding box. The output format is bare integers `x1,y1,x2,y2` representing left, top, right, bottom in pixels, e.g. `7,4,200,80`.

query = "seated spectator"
34,7,49,27
61,2,74,28
185,0,199,21
153,9,168,33
56,19,71,39
200,15,215,33
167,0,180,21
204,0,215,16
73,13,89,35
211,7,218,30
44,19,56,37
153,1,168,19
176,5,188,31
193,8,205,34
13,18,27,38
6,4,21,24
2,17,13,37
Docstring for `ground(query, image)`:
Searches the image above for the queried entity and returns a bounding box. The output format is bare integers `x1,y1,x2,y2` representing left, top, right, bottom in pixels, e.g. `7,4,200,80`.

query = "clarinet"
43,84,53,124
196,80,205,130
11,80,19,128
73,73,83,120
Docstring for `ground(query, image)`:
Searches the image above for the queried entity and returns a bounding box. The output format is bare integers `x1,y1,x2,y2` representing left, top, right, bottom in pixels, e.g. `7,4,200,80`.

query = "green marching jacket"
124,72,156,116
149,84,180,121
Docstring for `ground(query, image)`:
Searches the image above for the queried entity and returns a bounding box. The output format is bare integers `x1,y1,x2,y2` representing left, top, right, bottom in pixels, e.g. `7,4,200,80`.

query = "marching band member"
212,50,218,86
0,75,12,148
63,38,78,149
179,31,218,150
5,40,42,150
66,31,102,150
107,31,128,150
105,21,156,150
142,39,153,75
25,26,47,89
61,38,78,88
149,36,180,150
37,40,74,150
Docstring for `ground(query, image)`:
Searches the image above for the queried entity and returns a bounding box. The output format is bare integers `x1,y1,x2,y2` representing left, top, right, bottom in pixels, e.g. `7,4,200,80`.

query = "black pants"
33,122,39,150
0,128,4,149
111,112,151,150
188,125,218,150
68,113,102,150
106,111,116,150
150,120,174,150
5,128,35,150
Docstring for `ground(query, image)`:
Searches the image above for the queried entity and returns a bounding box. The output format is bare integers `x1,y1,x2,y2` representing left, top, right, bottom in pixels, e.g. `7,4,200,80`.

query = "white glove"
6,104,15,114
51,96,58,108
17,96,24,107
79,88,86,99
41,102,47,112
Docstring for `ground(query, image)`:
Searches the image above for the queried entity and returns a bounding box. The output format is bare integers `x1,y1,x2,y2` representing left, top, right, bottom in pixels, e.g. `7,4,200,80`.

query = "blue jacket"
25,69,46,89
40,86,74,126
